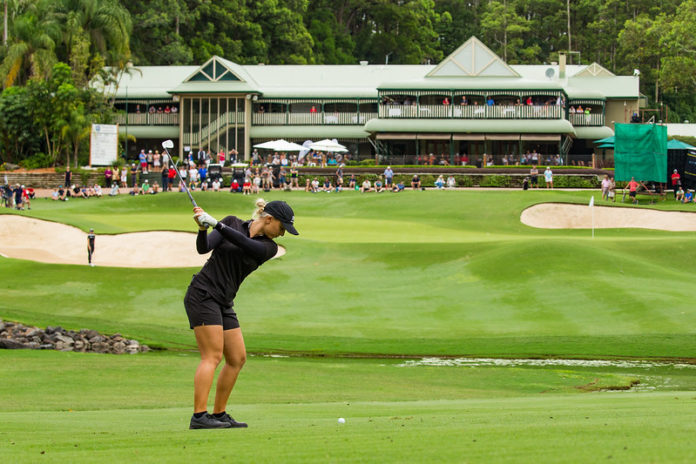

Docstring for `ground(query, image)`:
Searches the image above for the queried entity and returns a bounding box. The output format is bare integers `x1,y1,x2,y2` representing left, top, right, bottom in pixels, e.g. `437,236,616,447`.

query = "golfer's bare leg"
213,328,246,414
193,325,224,413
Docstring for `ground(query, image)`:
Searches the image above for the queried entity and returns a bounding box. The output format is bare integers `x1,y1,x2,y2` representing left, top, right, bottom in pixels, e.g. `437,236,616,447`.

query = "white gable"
427,36,520,78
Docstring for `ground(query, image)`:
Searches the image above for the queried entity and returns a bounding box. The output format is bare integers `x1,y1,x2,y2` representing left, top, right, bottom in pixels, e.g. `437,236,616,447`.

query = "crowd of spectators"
2,184,34,210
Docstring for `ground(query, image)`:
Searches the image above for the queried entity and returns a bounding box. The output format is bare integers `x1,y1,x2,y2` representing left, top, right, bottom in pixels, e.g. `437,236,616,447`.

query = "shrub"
480,175,513,187
18,152,52,170
359,159,376,166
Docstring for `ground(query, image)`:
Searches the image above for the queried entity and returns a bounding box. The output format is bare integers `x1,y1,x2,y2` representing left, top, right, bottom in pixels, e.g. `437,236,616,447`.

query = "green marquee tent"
614,123,667,182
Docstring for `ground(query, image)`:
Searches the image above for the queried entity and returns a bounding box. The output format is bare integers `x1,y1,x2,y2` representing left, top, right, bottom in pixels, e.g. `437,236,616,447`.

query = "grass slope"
2,190,696,358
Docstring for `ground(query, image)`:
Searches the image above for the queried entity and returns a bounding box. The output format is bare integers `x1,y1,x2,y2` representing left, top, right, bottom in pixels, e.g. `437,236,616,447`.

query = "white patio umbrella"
308,138,348,152
253,139,306,151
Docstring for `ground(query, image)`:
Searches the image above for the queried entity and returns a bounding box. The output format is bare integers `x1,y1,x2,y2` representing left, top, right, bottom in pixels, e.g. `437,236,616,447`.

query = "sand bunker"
521,203,696,231
0,215,285,268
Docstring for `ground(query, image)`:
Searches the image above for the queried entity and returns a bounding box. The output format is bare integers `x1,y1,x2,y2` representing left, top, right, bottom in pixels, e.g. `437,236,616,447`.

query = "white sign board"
90,124,119,166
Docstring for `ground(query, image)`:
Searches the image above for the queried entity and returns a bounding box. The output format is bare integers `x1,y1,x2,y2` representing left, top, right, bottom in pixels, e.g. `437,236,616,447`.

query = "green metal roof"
119,126,179,139
97,66,197,99
364,118,575,134
250,125,369,139
574,126,614,140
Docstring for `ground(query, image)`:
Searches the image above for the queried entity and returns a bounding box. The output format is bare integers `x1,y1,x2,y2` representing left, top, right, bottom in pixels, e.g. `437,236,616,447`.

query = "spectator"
120,166,128,187
141,179,150,194
684,189,694,203
384,166,394,186
522,177,530,190
348,174,357,190
627,177,639,204
138,150,147,173
544,167,553,189
94,184,102,197
211,178,220,192
360,179,372,193
676,185,685,202
529,166,538,188
435,175,445,189
608,178,616,202
671,169,681,198
104,167,113,186
391,181,405,193
65,166,72,187
411,174,421,190
601,175,612,200
129,163,138,187
374,177,384,193
198,165,207,186
109,183,119,196
446,176,456,189
153,151,161,172
291,167,299,189
167,166,176,191
217,149,226,167
12,184,23,210
310,178,320,193
252,175,261,194
147,150,154,172
188,165,199,190
242,178,251,195
322,177,332,192
230,178,240,193
161,166,169,191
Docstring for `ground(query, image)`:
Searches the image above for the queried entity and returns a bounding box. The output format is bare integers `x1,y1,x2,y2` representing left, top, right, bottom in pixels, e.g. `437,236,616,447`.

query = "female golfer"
186,199,298,429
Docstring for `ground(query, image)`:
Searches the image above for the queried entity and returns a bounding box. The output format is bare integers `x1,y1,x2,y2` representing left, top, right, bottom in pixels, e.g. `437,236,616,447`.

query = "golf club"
162,139,198,208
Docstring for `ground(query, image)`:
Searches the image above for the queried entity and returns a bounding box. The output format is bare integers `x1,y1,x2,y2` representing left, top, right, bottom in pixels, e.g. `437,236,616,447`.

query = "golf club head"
162,140,174,150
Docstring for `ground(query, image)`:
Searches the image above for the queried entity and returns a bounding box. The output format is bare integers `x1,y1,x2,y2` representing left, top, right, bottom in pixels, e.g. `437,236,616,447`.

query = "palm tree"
0,1,60,87
52,0,132,84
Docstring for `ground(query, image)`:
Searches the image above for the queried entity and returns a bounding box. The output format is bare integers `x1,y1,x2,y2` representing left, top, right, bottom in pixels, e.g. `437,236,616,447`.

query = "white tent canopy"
308,139,348,153
253,139,306,151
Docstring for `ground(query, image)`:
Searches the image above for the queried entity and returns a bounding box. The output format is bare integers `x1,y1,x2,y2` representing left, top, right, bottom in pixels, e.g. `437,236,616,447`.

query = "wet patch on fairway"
396,357,696,369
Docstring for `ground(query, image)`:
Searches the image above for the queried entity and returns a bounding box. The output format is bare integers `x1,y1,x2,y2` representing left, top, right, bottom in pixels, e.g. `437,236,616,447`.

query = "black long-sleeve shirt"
190,216,278,306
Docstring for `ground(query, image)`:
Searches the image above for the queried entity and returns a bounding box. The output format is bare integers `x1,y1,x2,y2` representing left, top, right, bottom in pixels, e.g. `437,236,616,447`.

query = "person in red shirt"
671,169,681,198
167,167,176,191
627,177,640,204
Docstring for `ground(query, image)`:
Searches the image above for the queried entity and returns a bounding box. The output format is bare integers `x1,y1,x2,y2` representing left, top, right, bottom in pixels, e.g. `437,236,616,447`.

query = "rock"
24,342,40,349
73,340,85,351
92,342,109,353
111,341,126,354
45,326,61,334
89,335,105,344
39,344,54,350
55,334,74,345
141,345,150,352
26,329,41,338
82,330,99,339
0,339,26,349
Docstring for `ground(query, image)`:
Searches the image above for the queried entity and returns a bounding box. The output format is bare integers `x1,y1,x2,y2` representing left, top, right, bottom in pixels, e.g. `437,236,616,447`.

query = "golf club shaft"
163,147,198,208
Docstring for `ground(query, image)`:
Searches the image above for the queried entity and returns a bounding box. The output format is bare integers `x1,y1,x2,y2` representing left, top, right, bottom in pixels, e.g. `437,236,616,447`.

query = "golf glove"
196,212,218,229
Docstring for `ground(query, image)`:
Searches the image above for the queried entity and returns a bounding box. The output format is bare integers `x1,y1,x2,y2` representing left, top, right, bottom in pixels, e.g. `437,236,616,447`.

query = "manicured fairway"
1,350,695,463
1,189,695,462
2,190,695,358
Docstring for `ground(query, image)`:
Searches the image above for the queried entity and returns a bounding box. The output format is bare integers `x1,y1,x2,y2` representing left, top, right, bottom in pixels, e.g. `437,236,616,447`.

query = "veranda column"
244,95,252,160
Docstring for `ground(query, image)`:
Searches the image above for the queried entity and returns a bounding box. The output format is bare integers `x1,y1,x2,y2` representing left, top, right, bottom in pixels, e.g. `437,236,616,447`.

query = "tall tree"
0,0,59,87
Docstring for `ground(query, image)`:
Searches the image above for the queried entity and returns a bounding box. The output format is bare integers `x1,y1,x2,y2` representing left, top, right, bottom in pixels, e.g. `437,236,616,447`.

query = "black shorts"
184,285,239,330
629,191,637,197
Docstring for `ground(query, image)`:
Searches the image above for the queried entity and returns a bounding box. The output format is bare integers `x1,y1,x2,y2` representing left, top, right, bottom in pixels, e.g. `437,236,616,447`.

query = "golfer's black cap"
264,200,298,235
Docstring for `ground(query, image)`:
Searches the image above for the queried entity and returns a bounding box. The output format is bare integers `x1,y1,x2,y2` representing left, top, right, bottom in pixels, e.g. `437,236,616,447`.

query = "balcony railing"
252,112,378,125
568,112,605,126
378,104,565,119
114,113,179,125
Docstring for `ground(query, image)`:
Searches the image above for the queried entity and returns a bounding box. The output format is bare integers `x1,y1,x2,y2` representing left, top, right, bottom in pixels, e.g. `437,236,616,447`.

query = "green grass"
2,190,696,358
2,189,696,462
0,350,695,463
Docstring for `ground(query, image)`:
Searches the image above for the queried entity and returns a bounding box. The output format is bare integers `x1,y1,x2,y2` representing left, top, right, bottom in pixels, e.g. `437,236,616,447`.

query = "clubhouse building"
103,37,640,164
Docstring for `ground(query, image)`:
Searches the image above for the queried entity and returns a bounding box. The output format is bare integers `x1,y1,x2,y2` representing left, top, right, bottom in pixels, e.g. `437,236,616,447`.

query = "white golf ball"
337,417,346,424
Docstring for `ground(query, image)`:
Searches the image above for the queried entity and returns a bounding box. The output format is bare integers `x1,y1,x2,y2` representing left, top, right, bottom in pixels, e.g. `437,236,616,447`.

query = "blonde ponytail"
253,198,268,218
